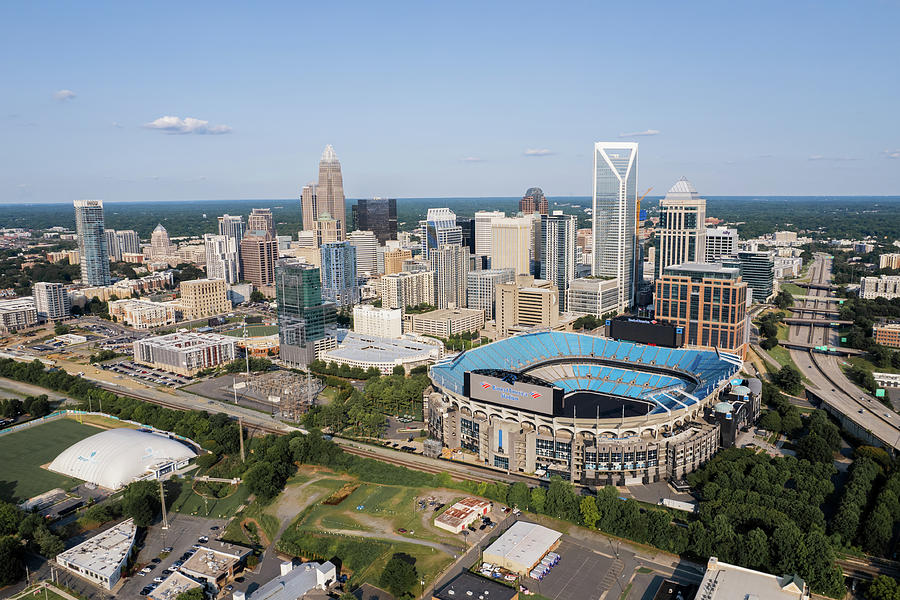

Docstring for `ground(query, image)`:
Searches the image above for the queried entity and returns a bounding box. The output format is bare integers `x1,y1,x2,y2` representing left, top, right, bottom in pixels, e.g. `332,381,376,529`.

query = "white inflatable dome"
48,428,197,490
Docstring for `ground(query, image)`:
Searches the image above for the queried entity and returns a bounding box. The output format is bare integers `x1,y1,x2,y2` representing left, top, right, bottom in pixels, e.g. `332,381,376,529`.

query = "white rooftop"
56,519,136,579
483,521,561,569
149,571,203,600
698,558,808,600
246,561,336,600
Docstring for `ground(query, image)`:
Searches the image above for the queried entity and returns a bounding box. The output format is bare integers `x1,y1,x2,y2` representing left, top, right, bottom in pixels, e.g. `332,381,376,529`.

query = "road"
788,254,900,450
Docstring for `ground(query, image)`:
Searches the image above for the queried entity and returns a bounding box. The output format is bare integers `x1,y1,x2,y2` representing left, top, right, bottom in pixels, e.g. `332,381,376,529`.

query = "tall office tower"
300,183,317,231
178,279,231,320
33,282,71,321
657,177,707,276
466,268,515,320
457,217,476,254
240,233,278,288
150,224,175,258
317,145,346,240
383,248,413,275
704,227,737,262
353,197,397,244
519,187,549,215
566,277,622,317
490,217,532,276
495,277,559,338
73,199,111,286
474,210,505,256
419,208,462,258
204,234,240,284
347,230,378,275
379,270,435,310
592,142,638,308
655,263,748,357
248,208,276,239
535,213,577,310
276,258,336,365
725,251,776,303
320,242,359,307
431,244,469,309
218,214,246,242
314,216,341,246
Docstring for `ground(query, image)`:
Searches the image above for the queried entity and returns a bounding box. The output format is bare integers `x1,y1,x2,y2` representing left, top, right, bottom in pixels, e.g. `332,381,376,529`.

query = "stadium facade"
427,331,750,485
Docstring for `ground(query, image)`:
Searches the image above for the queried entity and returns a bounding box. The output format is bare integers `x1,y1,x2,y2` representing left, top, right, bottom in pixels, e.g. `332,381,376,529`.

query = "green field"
168,477,252,519
0,418,100,502
781,282,806,297
222,325,278,338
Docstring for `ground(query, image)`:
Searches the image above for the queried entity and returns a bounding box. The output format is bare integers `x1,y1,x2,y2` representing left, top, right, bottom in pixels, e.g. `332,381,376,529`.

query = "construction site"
185,370,324,421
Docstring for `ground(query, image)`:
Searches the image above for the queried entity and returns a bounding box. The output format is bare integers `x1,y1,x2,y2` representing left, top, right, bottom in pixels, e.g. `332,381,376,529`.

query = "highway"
788,254,900,450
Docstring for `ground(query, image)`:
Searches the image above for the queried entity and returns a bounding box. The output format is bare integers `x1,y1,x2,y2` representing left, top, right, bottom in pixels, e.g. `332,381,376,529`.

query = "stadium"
427,331,751,485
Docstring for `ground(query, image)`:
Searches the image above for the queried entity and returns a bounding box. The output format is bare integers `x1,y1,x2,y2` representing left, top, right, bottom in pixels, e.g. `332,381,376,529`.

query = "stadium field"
221,325,278,338
0,418,99,503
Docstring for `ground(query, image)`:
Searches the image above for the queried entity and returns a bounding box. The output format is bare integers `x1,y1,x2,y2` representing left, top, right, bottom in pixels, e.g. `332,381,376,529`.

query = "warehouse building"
432,572,518,600
482,521,561,575
433,497,492,533
234,560,336,600
56,518,136,590
697,557,808,599
133,331,236,375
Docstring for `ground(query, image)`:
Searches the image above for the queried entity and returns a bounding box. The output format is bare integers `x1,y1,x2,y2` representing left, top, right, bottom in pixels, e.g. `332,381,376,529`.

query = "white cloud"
808,154,859,161
460,156,484,163
143,115,232,135
524,148,554,156
54,89,76,101
618,129,660,138
111,121,124,129
882,149,900,159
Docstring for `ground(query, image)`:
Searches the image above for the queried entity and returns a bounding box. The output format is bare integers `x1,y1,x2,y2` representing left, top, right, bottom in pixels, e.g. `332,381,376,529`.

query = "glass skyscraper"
73,199,111,286
592,142,638,308
418,208,462,258
352,197,397,244
275,258,336,365
320,241,359,306
536,213,576,310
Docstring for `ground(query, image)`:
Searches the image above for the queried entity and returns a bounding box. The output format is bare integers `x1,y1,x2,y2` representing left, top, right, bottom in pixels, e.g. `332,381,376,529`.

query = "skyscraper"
592,142,638,308
704,227,737,262
34,282,71,321
431,244,469,309
218,214,246,243
320,241,359,306
519,187,548,215
657,177,706,276
347,230,378,275
73,199,110,286
353,197,397,244
300,183,317,231
466,268,515,320
317,145,346,240
240,233,278,288
457,216,476,254
474,210,505,256
150,224,175,258
248,208,276,239
204,234,240,284
419,208,462,258
535,213,576,310
276,258,336,365
490,217,532,275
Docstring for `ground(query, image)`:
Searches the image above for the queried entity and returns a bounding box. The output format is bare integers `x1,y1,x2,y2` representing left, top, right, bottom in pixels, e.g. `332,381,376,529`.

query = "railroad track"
339,445,493,485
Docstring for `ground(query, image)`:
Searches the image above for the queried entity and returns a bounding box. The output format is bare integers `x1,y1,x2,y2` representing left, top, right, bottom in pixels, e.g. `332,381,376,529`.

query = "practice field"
0,418,100,502
221,325,278,338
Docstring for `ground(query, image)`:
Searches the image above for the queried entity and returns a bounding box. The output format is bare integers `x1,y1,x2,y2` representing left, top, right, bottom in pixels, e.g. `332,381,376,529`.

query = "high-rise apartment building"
519,187,548,215
178,278,230,320
566,277,622,317
490,217,532,276
33,282,70,321
383,248,413,275
204,234,240,284
352,305,403,338
320,241,359,306
150,224,175,258
353,198,397,244
73,199,111,286
860,275,900,300
316,145,346,240
248,208,275,239
300,184,317,232
535,213,576,310
654,263,748,357
240,233,278,288
431,245,469,310
474,210,505,256
104,229,140,262
379,271,435,310
347,230,378,276
592,142,638,308
218,214,246,242
419,208,462,258
657,178,706,276
878,253,900,270
466,268,515,320
495,276,559,338
704,227,737,262
276,258,336,365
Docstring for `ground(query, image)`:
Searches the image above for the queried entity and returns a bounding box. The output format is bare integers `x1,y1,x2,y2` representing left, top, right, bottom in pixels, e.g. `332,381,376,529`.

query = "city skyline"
2,2,899,204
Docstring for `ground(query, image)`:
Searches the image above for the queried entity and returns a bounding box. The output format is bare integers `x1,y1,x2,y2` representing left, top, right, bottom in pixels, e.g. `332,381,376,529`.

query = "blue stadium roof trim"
429,331,741,416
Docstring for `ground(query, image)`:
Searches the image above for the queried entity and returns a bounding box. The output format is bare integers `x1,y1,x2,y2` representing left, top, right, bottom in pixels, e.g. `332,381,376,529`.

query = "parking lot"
531,538,615,600
98,359,193,387
119,513,228,598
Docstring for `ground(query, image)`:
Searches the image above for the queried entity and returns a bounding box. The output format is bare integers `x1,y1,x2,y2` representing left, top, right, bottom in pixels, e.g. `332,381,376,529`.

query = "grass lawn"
222,325,278,338
781,282,806,297
168,477,252,519
0,418,100,502
845,355,900,376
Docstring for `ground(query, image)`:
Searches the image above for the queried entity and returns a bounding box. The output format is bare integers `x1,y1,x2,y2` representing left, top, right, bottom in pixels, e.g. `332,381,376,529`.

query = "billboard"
464,371,561,416
605,316,684,348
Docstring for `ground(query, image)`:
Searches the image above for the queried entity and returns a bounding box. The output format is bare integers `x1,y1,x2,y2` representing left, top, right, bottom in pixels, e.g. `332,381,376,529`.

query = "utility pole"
239,416,245,463
159,478,168,530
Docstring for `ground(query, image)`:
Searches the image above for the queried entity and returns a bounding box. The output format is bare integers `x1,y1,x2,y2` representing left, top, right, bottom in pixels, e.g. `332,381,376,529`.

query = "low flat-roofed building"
434,497,492,533
432,572,518,600
133,332,236,376
698,557,808,600
318,331,443,375
482,521,561,575
233,560,336,600
407,307,484,337
874,323,900,348
149,571,203,600
180,541,250,593
56,518,136,590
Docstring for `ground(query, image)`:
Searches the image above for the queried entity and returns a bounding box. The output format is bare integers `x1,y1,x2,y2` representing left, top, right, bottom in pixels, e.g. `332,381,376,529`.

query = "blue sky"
2,1,899,203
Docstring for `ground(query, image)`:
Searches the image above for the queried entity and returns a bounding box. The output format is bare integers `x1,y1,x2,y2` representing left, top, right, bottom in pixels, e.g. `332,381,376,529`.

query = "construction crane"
636,187,653,229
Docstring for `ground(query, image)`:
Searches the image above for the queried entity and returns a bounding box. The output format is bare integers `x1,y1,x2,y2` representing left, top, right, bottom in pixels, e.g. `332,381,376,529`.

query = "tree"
866,575,900,600
176,588,207,600
796,433,833,463
0,502,21,536
250,289,267,303
580,496,600,529
774,290,794,310
122,480,160,526
54,322,71,335
379,553,417,598
774,365,803,395
545,477,579,521
741,528,770,570
0,535,23,586
244,461,281,501
530,487,546,514
392,365,406,377
758,410,782,432
508,482,530,510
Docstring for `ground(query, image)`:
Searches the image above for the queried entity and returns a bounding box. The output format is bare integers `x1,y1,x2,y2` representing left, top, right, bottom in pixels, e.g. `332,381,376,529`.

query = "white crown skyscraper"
657,177,707,276
316,145,346,241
